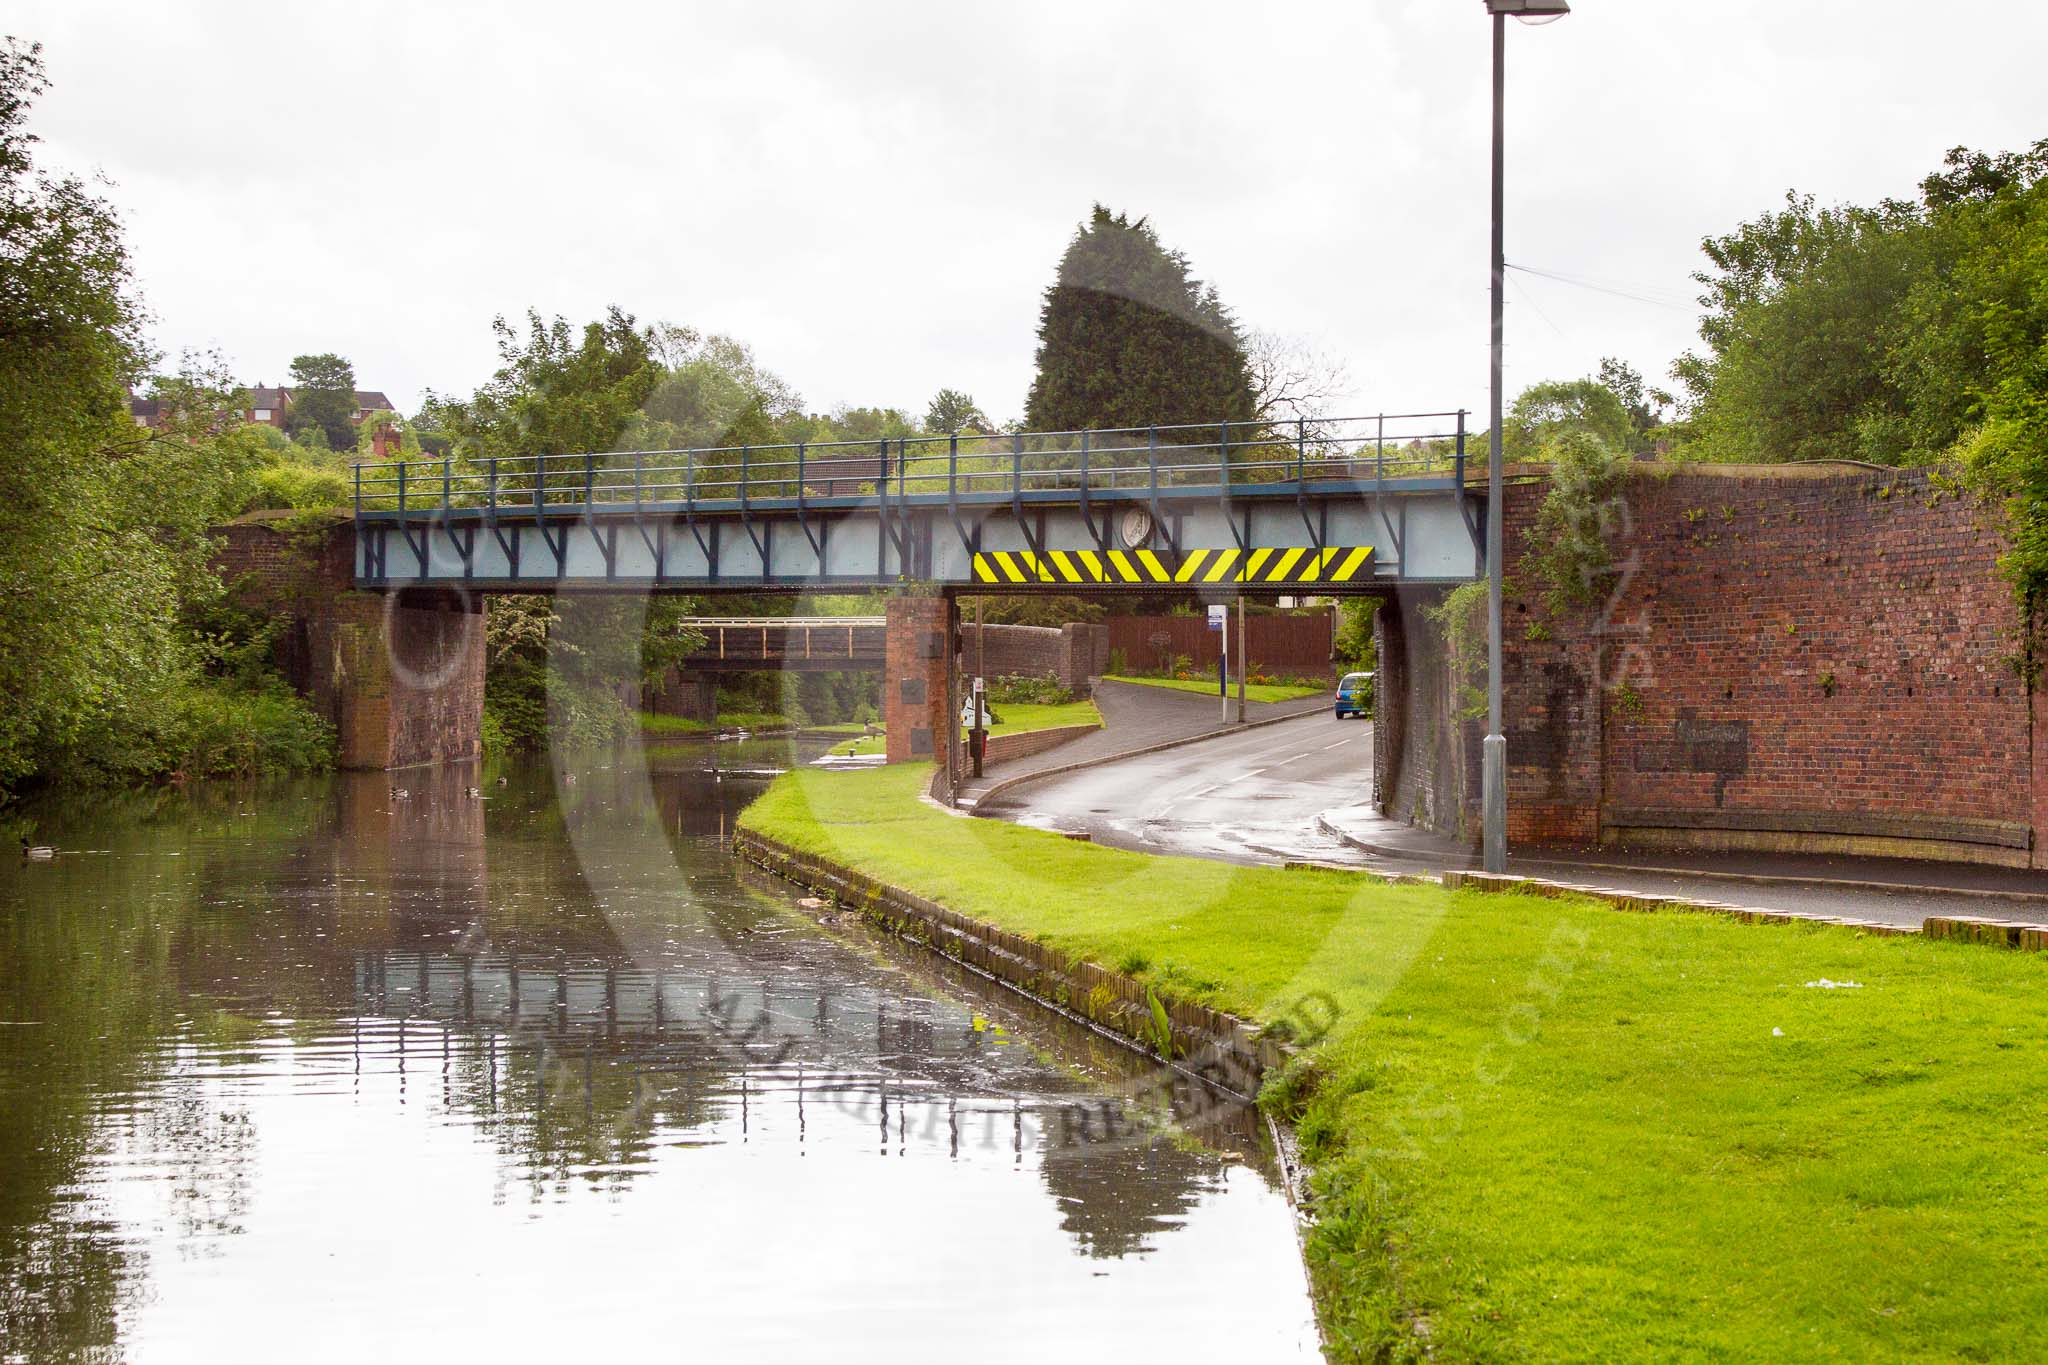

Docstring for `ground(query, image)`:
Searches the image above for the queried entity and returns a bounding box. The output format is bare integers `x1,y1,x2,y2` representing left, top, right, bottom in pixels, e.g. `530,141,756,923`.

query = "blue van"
1334,671,1373,720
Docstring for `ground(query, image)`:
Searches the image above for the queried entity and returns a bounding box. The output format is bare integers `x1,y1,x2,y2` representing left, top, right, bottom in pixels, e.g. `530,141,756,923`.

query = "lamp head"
1484,0,1570,22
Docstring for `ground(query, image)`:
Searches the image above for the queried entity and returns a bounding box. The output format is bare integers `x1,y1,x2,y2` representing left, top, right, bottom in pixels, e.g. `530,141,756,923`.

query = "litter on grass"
1803,978,1864,990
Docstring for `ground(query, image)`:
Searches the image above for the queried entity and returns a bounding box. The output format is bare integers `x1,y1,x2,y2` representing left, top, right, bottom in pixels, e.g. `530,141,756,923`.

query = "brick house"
131,384,402,458
245,384,292,428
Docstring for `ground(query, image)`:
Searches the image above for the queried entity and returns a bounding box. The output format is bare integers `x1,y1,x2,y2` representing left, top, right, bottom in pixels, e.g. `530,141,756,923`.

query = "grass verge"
739,763,2048,1362
828,700,1101,757
638,709,795,735
1104,673,1326,704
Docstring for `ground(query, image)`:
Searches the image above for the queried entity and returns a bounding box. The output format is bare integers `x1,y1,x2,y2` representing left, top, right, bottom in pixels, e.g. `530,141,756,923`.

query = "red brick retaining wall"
981,723,1099,768
960,622,1109,695
1378,464,2045,868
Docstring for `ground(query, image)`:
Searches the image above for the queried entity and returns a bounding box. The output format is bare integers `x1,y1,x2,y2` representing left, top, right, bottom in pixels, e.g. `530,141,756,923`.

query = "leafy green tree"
1674,143,2048,470
1332,598,1378,670
1502,377,1636,463
960,595,1104,628
1597,357,1671,451
424,307,659,461
0,38,153,783
1023,205,1256,433
1672,191,1935,463
1,44,186,784
805,405,919,445
0,46,328,790
284,352,358,451
1670,139,2048,644
629,327,800,451
1915,152,2048,649
923,388,989,434
427,307,708,750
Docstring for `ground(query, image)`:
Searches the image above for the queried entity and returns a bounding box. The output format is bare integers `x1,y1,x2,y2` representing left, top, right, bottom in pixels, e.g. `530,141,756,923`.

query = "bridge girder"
356,484,1479,594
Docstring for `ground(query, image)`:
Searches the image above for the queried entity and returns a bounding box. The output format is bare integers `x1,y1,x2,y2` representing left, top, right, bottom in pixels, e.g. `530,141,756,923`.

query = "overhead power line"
1504,262,1695,313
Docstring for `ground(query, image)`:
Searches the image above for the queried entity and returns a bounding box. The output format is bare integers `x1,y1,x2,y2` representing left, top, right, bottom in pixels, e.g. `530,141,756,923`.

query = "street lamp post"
1481,0,1567,875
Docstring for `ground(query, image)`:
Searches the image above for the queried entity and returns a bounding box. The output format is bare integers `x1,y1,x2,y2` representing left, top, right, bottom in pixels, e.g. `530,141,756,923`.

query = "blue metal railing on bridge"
352,412,1468,521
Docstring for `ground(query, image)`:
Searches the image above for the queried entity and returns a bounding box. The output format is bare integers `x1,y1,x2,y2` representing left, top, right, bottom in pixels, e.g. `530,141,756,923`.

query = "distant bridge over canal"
677,617,885,670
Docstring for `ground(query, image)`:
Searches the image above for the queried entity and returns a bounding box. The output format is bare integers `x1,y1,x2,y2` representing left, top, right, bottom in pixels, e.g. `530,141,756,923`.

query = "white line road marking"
1187,783,1220,799
1228,767,1270,782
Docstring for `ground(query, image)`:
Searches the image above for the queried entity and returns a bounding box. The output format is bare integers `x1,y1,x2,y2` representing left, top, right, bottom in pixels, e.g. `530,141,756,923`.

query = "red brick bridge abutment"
1372,463,2048,871
216,512,485,770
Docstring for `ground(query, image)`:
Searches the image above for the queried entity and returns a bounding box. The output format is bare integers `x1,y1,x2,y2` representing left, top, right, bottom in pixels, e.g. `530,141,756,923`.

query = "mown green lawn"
987,699,1101,735
827,700,1100,757
1103,673,1326,703
638,709,795,735
740,763,2048,1363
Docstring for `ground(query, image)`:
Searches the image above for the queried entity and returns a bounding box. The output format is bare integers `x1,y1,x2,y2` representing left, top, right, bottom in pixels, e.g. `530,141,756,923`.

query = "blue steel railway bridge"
351,413,1481,593
237,414,1484,780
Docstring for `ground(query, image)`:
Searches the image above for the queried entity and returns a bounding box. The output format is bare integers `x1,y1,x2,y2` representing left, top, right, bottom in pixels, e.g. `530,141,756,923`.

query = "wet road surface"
955,678,1329,808
981,708,1367,865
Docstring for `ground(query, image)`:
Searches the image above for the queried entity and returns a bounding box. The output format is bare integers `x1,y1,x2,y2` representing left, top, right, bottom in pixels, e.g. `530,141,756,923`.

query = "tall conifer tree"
1023,206,1255,432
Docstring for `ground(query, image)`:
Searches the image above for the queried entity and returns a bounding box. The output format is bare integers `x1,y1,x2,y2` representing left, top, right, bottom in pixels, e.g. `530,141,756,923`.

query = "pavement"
982,706,2048,929
952,678,1332,808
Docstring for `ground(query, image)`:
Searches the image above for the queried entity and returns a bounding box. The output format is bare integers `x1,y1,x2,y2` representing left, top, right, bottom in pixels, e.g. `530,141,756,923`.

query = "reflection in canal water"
0,739,1317,1360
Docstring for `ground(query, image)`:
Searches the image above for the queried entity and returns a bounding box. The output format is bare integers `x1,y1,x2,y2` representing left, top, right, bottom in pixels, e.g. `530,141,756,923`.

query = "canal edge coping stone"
730,826,1293,1099
1314,812,2048,909
1438,870,2048,948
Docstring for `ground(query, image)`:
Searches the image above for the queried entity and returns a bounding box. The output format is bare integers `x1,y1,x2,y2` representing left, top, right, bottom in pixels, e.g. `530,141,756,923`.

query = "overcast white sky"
12,0,2045,424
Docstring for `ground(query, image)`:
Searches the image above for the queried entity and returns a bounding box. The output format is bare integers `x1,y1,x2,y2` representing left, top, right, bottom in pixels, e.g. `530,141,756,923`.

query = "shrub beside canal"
739,763,2048,1362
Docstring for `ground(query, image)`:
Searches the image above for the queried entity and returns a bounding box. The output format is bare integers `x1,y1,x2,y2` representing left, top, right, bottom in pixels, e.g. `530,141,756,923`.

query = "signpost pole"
972,599,986,777
969,675,985,779
1235,594,1247,724
1208,603,1229,724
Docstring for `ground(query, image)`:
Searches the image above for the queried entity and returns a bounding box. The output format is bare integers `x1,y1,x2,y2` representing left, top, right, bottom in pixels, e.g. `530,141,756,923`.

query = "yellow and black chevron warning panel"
970,545,1373,586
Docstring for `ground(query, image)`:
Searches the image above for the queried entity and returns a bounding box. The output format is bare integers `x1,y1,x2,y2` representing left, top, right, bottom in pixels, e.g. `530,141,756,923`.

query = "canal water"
0,737,1318,1361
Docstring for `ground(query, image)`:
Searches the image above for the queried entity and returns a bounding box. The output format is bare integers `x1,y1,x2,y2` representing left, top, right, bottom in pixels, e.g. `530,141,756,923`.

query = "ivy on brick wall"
1422,580,1490,721
1524,431,1628,617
